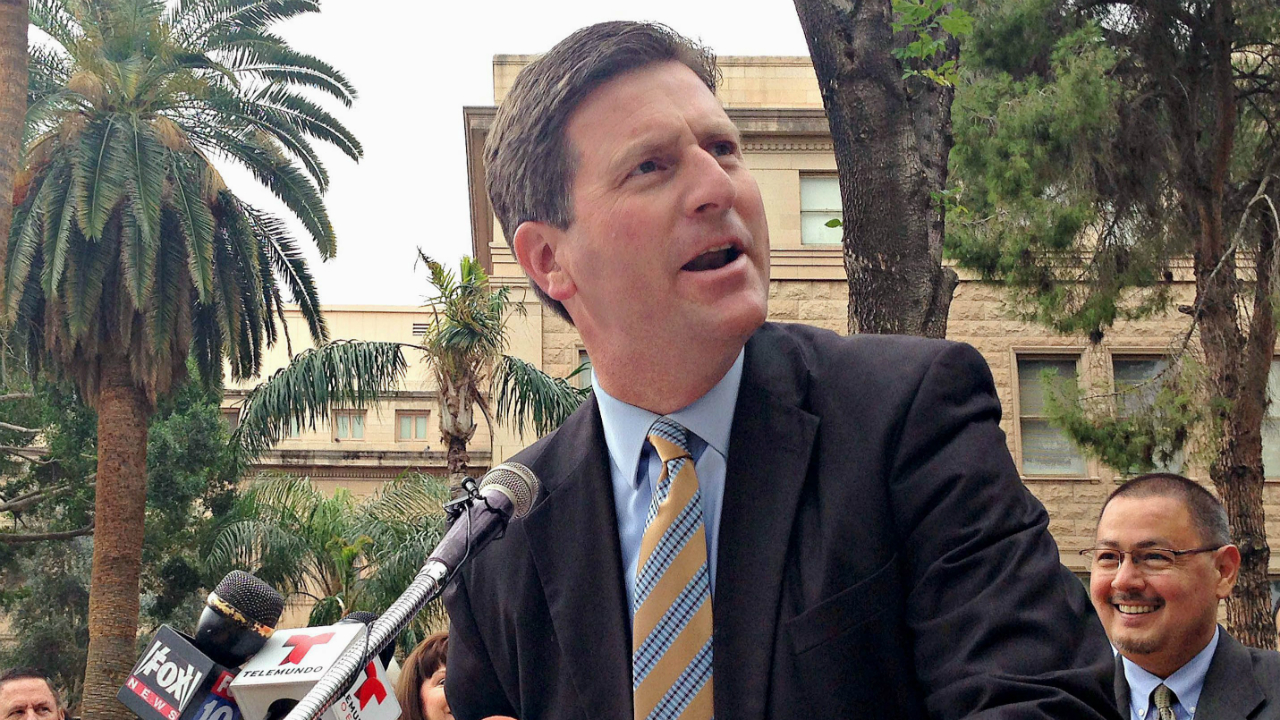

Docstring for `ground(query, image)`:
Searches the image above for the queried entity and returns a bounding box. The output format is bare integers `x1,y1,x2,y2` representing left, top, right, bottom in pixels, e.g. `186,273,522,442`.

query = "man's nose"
684,149,737,216
1111,555,1146,591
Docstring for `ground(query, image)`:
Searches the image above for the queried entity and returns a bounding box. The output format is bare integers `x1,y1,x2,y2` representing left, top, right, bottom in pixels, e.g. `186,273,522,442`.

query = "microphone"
119,571,283,720
229,622,400,720
195,571,287,667
336,613,395,670
280,463,540,720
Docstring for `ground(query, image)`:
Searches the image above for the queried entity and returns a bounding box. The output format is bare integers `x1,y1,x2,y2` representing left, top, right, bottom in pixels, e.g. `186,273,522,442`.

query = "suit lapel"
1197,630,1264,719
714,327,819,720
521,398,633,720
1114,655,1130,716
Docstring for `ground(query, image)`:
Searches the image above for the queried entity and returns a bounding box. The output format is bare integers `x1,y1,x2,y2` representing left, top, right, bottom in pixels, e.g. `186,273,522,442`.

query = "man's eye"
710,140,736,156
631,159,662,176
1095,551,1121,565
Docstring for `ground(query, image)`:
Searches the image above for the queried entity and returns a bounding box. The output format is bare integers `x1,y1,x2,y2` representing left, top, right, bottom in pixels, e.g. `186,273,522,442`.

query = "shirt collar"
1123,626,1219,717
593,350,744,487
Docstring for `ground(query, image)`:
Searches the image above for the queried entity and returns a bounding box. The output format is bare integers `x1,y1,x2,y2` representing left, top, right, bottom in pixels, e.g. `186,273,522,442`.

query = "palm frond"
233,341,409,459
73,114,129,240
492,355,591,439
248,206,326,344
167,151,216,302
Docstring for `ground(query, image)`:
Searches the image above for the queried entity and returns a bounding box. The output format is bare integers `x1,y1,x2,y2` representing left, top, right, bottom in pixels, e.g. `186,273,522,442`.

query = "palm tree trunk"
82,356,152,720
0,0,28,294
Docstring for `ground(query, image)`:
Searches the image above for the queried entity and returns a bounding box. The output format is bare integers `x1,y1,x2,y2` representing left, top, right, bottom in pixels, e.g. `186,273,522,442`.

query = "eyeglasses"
1079,545,1222,573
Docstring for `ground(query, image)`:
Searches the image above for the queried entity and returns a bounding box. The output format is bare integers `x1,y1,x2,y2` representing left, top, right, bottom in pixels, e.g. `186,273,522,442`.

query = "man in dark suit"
1087,473,1280,719
444,20,1119,720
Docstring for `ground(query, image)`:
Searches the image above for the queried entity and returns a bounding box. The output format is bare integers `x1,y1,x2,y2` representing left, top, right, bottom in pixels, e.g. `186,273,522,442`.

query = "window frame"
1011,349,1090,479
332,409,367,442
1108,350,1184,474
396,410,431,443
798,172,843,246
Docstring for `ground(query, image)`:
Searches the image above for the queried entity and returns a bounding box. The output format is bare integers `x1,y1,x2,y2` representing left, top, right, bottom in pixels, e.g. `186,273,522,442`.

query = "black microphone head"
193,570,285,667
337,611,396,668
479,462,539,518
214,570,285,627
338,611,378,625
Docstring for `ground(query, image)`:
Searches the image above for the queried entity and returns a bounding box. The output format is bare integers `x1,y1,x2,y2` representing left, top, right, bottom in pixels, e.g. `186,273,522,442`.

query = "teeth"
1117,604,1157,614
704,243,733,253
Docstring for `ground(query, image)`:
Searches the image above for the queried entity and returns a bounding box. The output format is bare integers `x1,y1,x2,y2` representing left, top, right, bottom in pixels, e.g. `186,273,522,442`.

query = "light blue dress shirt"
1122,626,1219,720
591,350,744,619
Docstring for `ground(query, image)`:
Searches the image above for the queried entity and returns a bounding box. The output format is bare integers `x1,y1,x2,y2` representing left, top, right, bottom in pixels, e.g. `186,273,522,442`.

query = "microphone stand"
280,478,493,720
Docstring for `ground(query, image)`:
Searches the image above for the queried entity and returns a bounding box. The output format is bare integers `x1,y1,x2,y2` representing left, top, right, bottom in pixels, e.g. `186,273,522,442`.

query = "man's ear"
1214,544,1242,599
512,221,576,302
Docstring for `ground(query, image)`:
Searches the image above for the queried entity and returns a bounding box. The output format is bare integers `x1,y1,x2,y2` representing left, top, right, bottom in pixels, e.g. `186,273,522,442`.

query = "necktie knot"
647,417,692,463
1152,684,1177,720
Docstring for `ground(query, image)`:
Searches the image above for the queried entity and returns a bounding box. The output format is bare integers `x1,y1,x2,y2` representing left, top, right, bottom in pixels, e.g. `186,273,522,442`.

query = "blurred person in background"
0,669,64,720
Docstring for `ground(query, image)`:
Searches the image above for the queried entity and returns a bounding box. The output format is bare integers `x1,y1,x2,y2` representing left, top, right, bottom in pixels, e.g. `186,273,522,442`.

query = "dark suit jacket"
444,323,1119,719
1114,628,1280,719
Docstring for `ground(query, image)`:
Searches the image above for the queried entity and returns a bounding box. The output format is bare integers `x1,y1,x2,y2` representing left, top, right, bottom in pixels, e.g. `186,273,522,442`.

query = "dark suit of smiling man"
443,20,1121,720
1087,473,1280,720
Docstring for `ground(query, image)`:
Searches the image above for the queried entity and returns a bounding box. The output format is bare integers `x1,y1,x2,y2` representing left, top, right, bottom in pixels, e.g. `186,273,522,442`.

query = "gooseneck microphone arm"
281,463,539,720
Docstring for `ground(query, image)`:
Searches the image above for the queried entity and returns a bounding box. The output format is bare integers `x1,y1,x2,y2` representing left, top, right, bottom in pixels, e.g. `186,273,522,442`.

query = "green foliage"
892,0,974,86
1042,359,1204,474
8,0,360,402
207,473,452,651
0,367,244,702
233,340,410,459
492,356,591,438
946,17,1179,336
236,255,588,475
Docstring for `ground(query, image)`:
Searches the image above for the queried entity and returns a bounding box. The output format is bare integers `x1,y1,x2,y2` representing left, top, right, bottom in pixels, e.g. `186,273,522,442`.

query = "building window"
1113,356,1183,473
412,322,429,337
1017,356,1087,476
397,411,430,442
333,410,365,441
221,408,240,432
1264,360,1280,477
285,418,301,439
575,348,592,390
800,174,842,245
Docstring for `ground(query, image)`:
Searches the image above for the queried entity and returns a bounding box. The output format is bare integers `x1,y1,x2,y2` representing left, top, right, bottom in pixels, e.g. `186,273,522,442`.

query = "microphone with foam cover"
194,570,286,667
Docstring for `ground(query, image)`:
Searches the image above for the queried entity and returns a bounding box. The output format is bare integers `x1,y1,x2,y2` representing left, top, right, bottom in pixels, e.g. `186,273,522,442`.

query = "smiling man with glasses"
1086,472,1280,719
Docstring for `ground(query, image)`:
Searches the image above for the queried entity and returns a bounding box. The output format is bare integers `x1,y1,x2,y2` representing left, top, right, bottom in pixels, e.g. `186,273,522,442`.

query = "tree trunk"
437,373,477,494
793,0,959,338
81,355,153,720
1182,0,1274,650
0,0,27,297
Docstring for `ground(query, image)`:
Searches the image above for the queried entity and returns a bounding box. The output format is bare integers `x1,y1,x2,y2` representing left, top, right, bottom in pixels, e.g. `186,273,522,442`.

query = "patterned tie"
632,417,714,720
1152,684,1177,720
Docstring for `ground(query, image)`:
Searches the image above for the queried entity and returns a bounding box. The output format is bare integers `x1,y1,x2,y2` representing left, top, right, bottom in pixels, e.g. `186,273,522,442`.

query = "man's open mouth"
682,244,742,272
1115,603,1160,615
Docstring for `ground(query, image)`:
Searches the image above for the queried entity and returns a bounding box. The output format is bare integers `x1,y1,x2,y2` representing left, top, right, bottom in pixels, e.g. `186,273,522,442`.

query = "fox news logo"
125,638,207,720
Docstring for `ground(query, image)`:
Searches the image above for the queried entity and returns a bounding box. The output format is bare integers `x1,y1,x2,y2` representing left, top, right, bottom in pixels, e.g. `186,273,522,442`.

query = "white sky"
223,1,813,306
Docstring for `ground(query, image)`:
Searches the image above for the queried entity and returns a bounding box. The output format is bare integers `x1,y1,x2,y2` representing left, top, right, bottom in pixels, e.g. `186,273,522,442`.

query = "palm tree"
5,1,359,716
206,473,452,647
235,254,589,488
0,0,26,294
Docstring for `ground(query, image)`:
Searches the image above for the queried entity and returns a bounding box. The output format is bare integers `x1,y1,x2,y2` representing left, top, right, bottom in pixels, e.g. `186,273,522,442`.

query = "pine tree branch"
0,420,39,434
0,524,94,543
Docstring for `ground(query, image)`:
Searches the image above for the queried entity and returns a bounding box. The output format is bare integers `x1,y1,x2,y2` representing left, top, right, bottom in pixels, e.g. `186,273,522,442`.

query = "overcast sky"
222,1,813,306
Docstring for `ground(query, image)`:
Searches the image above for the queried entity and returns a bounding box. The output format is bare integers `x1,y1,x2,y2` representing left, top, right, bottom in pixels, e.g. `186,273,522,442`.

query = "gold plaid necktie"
632,417,714,720
1152,684,1177,720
